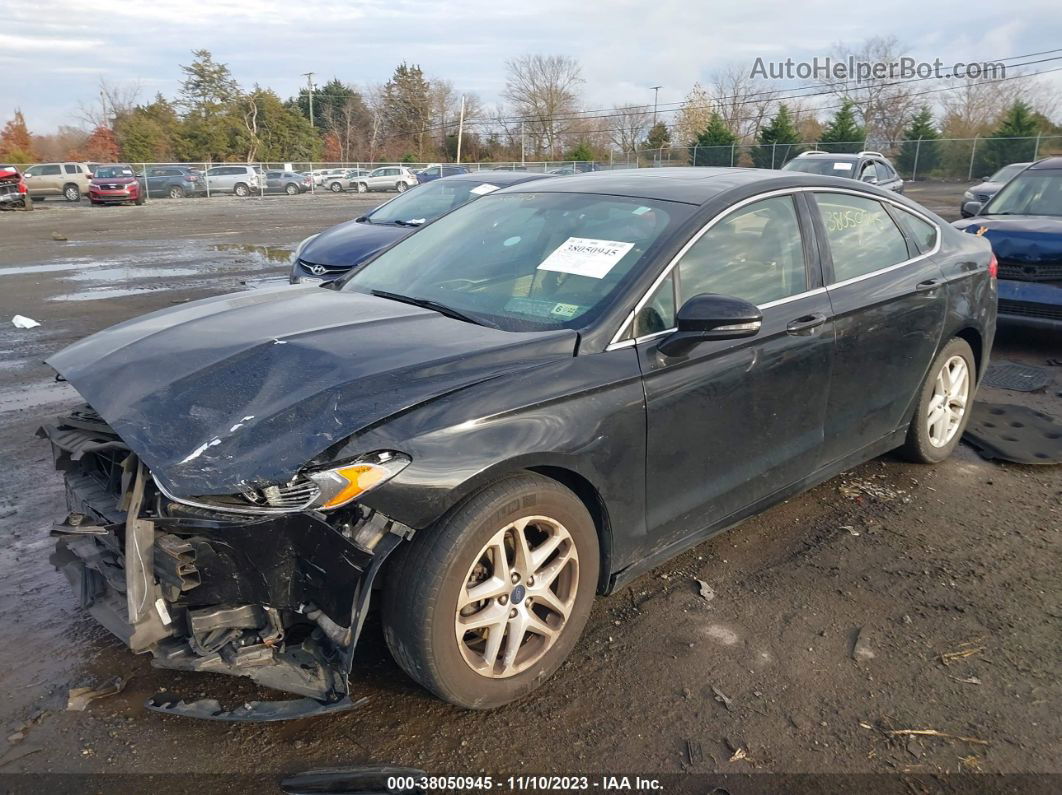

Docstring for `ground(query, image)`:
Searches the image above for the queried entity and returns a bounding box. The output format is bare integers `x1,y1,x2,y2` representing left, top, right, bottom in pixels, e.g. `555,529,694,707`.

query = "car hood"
46,285,578,497
299,219,412,268
953,216,1062,264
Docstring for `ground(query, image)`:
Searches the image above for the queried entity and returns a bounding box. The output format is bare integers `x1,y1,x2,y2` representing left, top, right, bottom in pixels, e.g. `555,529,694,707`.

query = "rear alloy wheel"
383,474,598,708
329,181,343,192
396,181,408,192
900,337,975,463
285,183,299,195
63,184,80,201
234,183,250,197
168,185,184,199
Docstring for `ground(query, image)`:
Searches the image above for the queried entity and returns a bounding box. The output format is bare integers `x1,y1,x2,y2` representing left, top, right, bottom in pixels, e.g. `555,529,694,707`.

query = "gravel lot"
0,182,1059,789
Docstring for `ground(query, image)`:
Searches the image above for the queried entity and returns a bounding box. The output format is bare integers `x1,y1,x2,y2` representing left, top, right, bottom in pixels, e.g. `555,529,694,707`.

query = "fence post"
692,144,698,167
1034,132,1042,160
911,138,922,181
309,161,315,194
771,142,776,169
205,161,211,198
730,143,735,167
968,137,978,180
141,163,149,203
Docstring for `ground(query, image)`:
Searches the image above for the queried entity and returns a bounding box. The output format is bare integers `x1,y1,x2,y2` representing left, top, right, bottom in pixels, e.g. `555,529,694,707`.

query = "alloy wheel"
64,185,80,201
927,355,970,447
455,516,579,678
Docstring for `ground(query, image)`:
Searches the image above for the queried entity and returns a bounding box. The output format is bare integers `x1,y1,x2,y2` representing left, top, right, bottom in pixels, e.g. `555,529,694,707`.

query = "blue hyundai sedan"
953,157,1062,330
290,171,553,283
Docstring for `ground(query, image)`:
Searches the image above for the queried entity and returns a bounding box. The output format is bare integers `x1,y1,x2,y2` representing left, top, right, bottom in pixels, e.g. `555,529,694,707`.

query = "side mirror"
861,174,878,184
962,200,983,217
658,293,762,357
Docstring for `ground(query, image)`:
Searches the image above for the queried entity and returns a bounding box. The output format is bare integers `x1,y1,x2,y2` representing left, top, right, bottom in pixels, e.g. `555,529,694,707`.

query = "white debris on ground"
11,315,40,329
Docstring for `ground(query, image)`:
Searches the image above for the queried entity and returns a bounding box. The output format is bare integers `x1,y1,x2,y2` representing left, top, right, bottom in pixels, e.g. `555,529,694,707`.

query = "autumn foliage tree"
0,110,37,163
70,126,121,161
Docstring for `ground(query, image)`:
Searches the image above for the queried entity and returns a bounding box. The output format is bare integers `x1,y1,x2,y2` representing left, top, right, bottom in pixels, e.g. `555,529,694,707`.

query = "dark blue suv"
290,171,553,283
415,164,472,185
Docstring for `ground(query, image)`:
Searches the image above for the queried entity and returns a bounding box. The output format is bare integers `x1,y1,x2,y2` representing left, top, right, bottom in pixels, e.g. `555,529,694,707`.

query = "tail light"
18,178,27,194
988,253,998,279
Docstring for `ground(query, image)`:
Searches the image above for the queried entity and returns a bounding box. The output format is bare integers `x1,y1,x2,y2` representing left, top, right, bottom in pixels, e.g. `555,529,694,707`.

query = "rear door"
635,192,834,550
811,190,946,464
37,164,63,195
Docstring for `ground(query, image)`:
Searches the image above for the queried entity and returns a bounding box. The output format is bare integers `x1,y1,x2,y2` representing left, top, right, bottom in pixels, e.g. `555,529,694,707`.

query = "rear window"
783,157,857,176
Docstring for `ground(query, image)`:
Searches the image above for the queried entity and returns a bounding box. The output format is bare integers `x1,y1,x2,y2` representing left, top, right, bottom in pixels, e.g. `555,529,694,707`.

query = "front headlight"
963,190,974,200
306,452,410,510
293,233,319,261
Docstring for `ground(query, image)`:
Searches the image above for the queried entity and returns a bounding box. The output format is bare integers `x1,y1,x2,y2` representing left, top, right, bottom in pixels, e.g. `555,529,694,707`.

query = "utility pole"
302,72,315,127
650,85,662,124
456,95,466,164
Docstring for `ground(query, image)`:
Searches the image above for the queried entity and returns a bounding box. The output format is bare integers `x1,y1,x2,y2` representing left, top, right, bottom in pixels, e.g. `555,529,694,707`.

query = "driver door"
635,193,834,550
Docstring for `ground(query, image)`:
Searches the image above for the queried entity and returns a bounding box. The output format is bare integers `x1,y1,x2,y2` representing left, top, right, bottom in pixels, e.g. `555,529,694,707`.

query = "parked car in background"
352,166,419,193
41,167,994,717
0,164,32,210
291,171,553,283
89,165,145,206
22,162,92,201
144,166,205,199
961,162,1031,217
204,165,261,196
954,156,1062,329
263,170,312,195
415,164,471,184
309,168,347,187
782,151,904,193
549,162,603,176
325,169,371,192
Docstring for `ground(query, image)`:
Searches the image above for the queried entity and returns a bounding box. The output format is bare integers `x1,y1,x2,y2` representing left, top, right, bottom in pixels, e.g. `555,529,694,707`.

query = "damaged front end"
39,406,413,721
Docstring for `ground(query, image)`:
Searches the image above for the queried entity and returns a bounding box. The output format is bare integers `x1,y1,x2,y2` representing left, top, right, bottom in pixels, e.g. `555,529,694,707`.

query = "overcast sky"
5,0,1061,132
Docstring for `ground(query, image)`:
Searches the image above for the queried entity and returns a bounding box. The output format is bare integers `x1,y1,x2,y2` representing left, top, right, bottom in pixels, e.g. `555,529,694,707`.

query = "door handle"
915,278,942,292
786,313,828,335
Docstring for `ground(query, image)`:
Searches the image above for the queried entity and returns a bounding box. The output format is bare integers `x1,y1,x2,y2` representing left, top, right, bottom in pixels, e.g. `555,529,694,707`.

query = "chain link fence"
86,134,1062,205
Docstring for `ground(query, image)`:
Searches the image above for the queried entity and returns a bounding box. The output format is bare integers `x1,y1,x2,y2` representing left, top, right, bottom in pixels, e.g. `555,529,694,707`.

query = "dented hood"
46,285,577,496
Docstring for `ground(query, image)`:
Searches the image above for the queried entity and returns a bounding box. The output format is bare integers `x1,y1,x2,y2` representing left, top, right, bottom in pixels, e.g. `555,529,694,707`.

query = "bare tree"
610,104,651,155
673,83,714,146
503,55,583,157
938,71,1059,137
709,65,778,141
78,77,142,129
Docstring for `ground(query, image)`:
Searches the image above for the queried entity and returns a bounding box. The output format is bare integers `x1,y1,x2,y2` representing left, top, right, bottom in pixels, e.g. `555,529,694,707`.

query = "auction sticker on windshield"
537,237,635,279
469,183,500,195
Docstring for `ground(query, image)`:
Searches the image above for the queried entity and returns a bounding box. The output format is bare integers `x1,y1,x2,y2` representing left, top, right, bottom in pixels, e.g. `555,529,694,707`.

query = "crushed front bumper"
40,407,412,720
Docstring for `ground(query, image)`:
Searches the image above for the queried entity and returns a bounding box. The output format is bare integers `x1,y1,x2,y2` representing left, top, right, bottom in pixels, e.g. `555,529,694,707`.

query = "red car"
0,164,31,210
89,165,145,206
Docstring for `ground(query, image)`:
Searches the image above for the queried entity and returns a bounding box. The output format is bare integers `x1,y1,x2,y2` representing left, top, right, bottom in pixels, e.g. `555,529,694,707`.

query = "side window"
633,273,677,337
42,164,62,175
895,208,938,253
877,160,895,179
25,165,42,176
859,161,878,182
814,193,911,282
676,195,808,308
64,164,78,174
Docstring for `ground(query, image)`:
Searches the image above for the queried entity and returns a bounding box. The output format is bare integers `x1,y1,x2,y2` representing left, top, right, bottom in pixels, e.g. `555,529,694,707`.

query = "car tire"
285,183,299,195
356,182,368,193
63,184,80,202
396,181,408,193
21,196,33,211
168,186,184,199
382,473,599,709
899,337,976,464
328,181,343,192
234,183,250,197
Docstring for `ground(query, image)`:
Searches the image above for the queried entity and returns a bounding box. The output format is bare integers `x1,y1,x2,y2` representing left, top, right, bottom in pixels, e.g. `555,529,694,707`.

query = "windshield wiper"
391,219,424,227
370,289,485,325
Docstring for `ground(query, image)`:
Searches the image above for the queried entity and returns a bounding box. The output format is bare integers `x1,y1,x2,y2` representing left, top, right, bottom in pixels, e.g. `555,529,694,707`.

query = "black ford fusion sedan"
40,168,995,720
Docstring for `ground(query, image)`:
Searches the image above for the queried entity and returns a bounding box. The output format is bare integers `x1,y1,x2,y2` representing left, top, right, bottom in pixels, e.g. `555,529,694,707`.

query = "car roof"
438,170,555,186
1029,157,1062,171
791,152,862,160
498,167,898,205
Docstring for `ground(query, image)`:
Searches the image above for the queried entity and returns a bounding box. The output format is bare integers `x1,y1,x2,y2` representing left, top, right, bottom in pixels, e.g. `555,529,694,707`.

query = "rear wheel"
900,337,976,463
396,181,408,192
356,182,368,193
383,474,599,709
168,185,184,199
233,182,250,197
63,184,80,201
285,183,299,195
328,181,343,192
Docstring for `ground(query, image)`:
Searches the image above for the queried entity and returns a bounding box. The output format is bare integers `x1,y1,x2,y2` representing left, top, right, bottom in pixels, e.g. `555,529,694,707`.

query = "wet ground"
0,183,1059,789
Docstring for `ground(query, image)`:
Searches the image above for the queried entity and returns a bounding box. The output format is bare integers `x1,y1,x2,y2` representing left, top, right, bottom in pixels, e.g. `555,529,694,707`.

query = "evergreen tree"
978,101,1041,174
896,106,940,178
818,100,864,153
116,95,180,162
644,121,670,150
0,110,37,163
690,113,737,166
381,63,432,158
751,104,801,169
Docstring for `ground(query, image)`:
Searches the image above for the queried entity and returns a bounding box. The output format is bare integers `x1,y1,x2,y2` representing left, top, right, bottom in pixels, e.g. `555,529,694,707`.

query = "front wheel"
356,182,368,193
395,181,408,192
900,337,976,463
233,183,250,197
382,474,599,709
63,184,80,201
328,181,343,192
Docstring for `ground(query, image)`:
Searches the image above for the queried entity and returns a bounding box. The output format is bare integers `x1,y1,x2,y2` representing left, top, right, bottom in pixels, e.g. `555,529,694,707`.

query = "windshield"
983,171,1062,217
94,166,134,179
343,192,693,331
367,179,511,225
988,163,1028,183
782,157,857,176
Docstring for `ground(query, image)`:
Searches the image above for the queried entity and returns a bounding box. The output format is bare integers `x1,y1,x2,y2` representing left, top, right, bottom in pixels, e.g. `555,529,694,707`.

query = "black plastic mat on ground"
982,362,1053,392
962,402,1062,464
